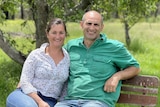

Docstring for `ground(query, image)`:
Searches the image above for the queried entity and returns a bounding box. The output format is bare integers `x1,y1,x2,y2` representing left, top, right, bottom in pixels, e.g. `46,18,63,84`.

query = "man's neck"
83,39,95,48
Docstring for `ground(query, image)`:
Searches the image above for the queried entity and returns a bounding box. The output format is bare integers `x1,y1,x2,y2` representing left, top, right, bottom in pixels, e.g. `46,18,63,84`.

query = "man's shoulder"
101,33,124,46
106,39,124,47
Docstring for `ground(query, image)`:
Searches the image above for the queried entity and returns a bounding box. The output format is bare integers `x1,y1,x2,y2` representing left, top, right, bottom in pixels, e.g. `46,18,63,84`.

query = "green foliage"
117,0,158,28
0,0,159,24
45,0,84,22
0,49,21,106
0,19,35,55
0,0,19,21
90,0,159,28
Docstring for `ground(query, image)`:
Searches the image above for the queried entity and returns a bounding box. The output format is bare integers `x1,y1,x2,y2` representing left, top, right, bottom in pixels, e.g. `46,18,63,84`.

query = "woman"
6,18,70,107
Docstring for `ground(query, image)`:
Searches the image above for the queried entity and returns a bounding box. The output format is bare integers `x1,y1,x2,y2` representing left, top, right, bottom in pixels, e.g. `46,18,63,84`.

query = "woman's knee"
6,89,38,107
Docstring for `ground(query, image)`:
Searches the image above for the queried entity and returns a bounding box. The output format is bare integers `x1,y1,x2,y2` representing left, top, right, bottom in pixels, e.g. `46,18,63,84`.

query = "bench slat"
117,75,160,107
122,75,159,87
121,86,158,94
117,94,157,106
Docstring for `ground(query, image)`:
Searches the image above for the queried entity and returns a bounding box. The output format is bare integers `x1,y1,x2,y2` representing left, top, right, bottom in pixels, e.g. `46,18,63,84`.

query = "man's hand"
103,76,119,93
104,67,140,93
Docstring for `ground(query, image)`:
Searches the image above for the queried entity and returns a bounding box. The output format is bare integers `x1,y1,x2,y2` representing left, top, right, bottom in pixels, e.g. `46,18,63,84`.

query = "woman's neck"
46,46,64,65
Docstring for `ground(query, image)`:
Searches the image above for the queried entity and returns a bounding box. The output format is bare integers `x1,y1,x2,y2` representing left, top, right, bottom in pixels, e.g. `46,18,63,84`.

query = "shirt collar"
40,43,68,58
79,33,107,46
40,43,49,52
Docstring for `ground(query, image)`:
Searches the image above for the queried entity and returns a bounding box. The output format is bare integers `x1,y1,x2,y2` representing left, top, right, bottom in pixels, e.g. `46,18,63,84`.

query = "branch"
64,0,92,16
0,30,26,65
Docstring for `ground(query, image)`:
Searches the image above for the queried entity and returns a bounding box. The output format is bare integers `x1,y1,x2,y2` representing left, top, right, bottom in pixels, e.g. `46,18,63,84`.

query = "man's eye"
87,23,92,25
94,24,99,26
86,23,99,26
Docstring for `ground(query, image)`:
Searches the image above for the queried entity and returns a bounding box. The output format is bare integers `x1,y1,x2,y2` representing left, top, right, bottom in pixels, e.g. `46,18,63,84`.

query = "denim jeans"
6,88,57,107
54,99,109,107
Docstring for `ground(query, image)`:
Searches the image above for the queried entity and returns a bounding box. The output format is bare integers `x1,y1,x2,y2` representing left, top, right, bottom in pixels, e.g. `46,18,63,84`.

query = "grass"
0,50,21,106
0,18,160,107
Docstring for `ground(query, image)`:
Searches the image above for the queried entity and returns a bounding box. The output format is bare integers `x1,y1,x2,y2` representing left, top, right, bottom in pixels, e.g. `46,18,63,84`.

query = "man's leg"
55,100,109,107
82,100,109,107
55,100,79,107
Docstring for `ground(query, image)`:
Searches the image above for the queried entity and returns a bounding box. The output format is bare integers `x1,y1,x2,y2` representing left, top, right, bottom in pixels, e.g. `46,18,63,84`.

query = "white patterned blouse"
20,43,70,99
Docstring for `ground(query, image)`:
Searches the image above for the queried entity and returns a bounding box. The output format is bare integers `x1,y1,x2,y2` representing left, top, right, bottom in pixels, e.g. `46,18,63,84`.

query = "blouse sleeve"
20,50,37,94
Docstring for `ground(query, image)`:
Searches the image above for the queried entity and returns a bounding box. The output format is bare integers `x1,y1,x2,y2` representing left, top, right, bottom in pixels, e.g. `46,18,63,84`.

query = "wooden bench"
117,75,160,107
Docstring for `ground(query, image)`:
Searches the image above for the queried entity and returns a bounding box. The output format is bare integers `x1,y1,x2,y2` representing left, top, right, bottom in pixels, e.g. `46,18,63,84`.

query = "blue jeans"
54,99,109,107
6,88,57,107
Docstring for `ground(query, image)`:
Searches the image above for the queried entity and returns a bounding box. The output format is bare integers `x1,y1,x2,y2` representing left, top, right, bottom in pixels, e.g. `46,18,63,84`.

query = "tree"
0,0,159,65
0,0,92,65
90,0,158,46
0,0,18,20
118,0,158,46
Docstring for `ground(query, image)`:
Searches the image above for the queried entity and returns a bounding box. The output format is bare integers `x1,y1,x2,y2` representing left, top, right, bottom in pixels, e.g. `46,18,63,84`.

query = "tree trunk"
124,21,131,46
20,0,24,19
33,0,49,48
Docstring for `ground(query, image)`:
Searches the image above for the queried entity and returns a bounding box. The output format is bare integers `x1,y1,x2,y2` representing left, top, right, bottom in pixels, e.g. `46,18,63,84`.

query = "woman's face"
46,24,66,47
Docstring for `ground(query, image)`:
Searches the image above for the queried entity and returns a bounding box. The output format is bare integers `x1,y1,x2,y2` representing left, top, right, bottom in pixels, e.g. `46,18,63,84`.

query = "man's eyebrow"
86,22,99,25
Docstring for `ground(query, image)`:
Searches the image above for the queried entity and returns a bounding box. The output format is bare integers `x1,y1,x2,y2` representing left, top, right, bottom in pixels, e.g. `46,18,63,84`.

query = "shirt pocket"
69,53,83,71
92,56,116,72
93,56,112,63
70,53,80,61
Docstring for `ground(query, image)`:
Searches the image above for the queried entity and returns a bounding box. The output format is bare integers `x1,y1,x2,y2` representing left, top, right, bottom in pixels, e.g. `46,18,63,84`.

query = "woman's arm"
28,92,50,107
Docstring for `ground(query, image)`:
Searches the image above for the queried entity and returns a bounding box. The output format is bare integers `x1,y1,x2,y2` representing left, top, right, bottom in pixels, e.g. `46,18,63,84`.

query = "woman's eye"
60,32,65,34
52,32,56,34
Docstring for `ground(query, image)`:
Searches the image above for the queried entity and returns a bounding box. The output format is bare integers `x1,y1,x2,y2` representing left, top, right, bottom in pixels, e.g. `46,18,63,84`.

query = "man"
55,10,140,107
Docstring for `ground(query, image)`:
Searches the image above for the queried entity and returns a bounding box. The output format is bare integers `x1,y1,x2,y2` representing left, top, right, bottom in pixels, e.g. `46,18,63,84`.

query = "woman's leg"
6,88,38,107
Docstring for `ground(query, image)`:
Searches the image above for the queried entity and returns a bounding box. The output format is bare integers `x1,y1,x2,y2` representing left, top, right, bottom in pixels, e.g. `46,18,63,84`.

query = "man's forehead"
84,19,101,24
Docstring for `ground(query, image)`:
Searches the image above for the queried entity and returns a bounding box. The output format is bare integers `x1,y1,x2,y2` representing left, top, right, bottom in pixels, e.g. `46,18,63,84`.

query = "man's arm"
104,66,140,92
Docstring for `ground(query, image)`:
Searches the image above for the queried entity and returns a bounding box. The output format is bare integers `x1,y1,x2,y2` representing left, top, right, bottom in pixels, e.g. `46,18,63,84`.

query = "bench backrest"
117,75,159,107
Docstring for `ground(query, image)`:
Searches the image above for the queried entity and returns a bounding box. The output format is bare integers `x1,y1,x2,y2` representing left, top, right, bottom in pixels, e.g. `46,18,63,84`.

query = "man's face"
80,13,104,41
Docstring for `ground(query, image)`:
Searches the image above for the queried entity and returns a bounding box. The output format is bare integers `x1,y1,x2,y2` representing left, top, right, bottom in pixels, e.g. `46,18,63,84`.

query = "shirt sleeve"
113,42,140,70
20,50,37,94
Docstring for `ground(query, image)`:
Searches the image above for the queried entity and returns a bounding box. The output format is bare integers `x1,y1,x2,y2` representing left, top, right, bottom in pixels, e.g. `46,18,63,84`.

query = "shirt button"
83,59,87,64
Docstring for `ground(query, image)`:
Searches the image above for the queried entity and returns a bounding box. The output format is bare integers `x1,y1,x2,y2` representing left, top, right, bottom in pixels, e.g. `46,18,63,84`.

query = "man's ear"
101,24,104,31
80,21,83,28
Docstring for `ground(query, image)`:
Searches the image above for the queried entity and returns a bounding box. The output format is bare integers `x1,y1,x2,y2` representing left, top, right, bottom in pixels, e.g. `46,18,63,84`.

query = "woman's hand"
38,100,50,107
28,92,50,107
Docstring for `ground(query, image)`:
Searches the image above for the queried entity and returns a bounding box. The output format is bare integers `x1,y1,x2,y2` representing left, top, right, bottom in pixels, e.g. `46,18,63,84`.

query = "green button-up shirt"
64,34,140,107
